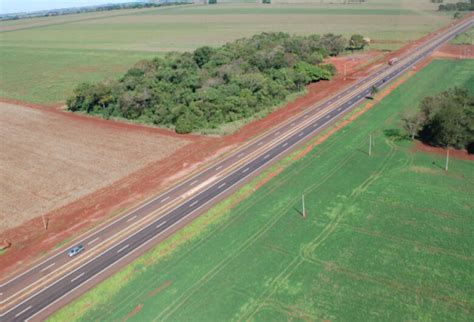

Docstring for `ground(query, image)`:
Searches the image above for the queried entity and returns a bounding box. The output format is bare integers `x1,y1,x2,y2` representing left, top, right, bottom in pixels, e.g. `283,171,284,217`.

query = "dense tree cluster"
68,32,358,134
438,2,473,11
401,88,473,152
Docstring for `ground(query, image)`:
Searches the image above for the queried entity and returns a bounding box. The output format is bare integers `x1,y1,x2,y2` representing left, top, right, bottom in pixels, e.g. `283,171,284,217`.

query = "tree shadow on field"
383,128,405,141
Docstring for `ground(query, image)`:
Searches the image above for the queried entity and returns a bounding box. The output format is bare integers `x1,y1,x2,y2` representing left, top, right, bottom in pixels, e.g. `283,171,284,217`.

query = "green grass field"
0,1,452,105
50,59,474,321
451,27,474,45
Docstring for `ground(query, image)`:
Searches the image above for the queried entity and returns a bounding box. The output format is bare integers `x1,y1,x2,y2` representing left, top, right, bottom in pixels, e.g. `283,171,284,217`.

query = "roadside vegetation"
450,27,474,45
401,87,474,152
67,32,357,134
51,59,474,321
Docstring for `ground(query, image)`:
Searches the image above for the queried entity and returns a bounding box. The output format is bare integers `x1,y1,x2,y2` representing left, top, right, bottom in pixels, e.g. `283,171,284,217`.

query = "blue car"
68,245,84,257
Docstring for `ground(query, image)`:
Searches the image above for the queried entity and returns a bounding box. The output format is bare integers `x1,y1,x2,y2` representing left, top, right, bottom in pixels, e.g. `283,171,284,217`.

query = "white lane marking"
189,200,199,208
257,141,263,146
218,182,227,189
264,154,270,160
291,122,295,126
325,115,331,119
117,245,129,254
337,107,342,111
238,152,245,157
189,179,199,186
88,237,100,245
274,131,280,136
313,123,318,128
15,305,32,318
298,132,304,137
70,272,84,283
40,262,55,272
126,215,137,223
156,221,166,229
215,165,223,171
160,196,170,203
282,142,288,147
242,167,249,173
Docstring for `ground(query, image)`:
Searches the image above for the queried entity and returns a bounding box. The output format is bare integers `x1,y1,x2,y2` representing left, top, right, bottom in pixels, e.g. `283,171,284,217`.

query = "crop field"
51,59,474,321
0,102,190,232
0,1,452,105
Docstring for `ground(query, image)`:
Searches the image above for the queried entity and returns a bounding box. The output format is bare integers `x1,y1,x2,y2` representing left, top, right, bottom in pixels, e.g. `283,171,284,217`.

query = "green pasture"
50,59,474,321
0,2,452,104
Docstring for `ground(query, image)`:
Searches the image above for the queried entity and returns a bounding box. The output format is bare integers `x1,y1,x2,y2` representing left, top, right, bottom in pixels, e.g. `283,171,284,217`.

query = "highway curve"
0,16,472,322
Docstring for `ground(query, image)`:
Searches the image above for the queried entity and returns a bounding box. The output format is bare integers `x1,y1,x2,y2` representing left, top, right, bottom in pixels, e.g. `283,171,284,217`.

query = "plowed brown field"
0,102,190,233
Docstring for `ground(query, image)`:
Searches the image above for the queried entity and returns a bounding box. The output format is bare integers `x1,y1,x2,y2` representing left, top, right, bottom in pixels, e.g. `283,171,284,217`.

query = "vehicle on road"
388,57,399,65
67,245,84,257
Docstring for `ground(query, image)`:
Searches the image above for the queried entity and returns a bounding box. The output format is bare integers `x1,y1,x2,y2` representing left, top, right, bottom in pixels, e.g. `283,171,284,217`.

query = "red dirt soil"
1,16,472,279
412,141,474,162
432,44,474,59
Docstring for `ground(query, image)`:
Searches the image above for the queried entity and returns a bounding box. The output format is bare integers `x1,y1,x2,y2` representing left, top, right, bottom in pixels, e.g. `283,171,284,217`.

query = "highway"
1,16,472,321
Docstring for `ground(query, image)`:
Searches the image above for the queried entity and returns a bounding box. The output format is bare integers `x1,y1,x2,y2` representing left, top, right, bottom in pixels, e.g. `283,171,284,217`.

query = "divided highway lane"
1,17,472,321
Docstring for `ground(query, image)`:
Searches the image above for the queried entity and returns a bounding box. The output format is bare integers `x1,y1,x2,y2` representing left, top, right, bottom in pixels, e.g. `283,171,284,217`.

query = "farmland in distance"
0,1,453,105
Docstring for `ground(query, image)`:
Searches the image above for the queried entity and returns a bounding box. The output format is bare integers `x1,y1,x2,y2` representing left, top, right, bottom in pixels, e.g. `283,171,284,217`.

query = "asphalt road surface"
1,16,472,321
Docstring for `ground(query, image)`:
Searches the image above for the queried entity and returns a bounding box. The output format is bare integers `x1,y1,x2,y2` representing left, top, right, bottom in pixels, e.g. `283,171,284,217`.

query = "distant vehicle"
68,245,84,257
388,57,399,65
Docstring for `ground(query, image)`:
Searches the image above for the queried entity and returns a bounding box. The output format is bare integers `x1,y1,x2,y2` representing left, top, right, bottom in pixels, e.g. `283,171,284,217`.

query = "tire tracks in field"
240,138,398,321
154,143,362,321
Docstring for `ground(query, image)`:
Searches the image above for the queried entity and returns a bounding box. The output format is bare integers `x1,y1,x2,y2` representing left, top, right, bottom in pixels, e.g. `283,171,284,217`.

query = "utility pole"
445,147,450,172
41,214,48,231
369,133,373,156
302,194,306,219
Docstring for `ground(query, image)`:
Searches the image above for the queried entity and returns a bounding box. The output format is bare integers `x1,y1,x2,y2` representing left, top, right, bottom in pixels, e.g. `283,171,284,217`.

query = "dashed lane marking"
15,305,32,318
126,215,137,223
242,167,249,173
116,245,129,254
160,196,170,203
156,221,166,229
218,182,226,189
40,263,55,273
70,273,84,283
189,200,199,208
87,237,100,245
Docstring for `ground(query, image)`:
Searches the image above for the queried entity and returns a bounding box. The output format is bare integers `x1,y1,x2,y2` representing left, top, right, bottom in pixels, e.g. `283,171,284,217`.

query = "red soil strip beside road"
2,17,470,279
412,141,474,162
432,44,474,59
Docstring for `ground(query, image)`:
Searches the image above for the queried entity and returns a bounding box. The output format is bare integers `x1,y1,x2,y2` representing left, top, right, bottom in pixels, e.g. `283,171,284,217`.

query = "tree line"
437,1,473,11
68,32,365,134
401,87,474,152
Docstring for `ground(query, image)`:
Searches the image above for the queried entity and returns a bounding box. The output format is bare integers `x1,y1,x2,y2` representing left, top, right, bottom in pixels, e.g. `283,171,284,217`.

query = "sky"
0,0,140,14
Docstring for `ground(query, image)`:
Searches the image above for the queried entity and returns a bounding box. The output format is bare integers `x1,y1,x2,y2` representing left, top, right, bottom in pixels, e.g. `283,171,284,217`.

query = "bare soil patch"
411,141,474,162
432,44,474,59
0,102,191,233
